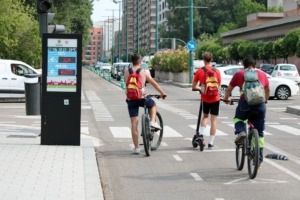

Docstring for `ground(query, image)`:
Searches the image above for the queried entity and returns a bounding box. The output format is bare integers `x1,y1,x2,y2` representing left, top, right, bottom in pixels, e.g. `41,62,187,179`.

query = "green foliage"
281,28,300,58
233,0,266,28
0,0,41,66
267,6,283,12
151,46,189,73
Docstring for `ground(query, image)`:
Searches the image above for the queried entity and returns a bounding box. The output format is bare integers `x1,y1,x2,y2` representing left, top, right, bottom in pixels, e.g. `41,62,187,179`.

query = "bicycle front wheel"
151,112,163,150
142,114,151,157
247,128,259,179
235,139,246,170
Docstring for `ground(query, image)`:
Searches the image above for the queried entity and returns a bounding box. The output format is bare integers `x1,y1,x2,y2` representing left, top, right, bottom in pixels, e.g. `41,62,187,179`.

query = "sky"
91,0,120,24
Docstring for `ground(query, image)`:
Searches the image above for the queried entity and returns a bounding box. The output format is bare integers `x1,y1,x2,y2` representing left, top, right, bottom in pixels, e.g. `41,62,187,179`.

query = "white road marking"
268,125,300,136
0,121,16,124
161,142,168,146
190,173,203,181
265,143,300,165
189,125,228,136
264,159,300,181
163,126,183,137
177,149,235,153
110,127,132,138
227,124,272,135
81,127,89,134
279,118,298,120
224,177,287,185
86,91,114,121
173,155,183,161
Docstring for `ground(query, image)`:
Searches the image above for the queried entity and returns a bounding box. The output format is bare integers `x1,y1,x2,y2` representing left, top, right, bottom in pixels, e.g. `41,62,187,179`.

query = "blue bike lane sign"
187,40,197,51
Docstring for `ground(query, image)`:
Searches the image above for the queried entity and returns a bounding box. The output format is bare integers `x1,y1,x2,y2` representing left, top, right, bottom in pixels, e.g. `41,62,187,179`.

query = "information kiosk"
41,34,82,145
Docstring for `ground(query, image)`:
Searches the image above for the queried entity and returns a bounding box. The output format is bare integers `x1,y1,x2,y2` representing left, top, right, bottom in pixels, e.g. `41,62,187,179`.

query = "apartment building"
82,27,103,66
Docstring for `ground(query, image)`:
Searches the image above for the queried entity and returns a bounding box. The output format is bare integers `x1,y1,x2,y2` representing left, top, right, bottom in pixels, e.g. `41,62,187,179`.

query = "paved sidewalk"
0,135,103,200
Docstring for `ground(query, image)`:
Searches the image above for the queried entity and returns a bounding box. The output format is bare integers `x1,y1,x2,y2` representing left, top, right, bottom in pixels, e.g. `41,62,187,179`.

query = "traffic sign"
187,40,197,51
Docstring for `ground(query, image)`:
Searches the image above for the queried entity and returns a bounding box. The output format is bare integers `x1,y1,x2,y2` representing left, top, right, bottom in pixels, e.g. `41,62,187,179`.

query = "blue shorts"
126,96,155,117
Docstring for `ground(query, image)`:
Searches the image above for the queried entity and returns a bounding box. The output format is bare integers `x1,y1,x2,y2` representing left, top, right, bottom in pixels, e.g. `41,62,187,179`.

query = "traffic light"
48,25,65,34
37,0,52,13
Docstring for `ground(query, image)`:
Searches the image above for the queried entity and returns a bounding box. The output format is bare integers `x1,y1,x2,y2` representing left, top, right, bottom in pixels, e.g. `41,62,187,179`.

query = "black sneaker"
208,144,214,150
235,131,246,145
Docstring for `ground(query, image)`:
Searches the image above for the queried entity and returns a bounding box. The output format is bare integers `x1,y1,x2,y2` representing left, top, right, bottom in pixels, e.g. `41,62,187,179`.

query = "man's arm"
264,85,270,103
224,84,234,102
146,73,166,98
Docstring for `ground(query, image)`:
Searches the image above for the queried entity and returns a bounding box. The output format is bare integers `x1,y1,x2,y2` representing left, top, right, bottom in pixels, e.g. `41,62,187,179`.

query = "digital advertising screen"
47,38,78,92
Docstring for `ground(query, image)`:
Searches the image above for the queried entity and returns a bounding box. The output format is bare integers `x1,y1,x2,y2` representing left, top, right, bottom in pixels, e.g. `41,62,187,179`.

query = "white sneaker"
150,121,161,130
132,147,140,155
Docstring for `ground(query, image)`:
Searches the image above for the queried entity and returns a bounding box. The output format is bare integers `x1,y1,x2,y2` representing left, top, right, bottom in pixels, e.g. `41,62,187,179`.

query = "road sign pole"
189,0,194,84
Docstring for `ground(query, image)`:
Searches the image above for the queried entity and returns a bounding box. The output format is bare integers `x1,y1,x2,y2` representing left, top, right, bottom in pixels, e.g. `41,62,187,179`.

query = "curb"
286,106,300,116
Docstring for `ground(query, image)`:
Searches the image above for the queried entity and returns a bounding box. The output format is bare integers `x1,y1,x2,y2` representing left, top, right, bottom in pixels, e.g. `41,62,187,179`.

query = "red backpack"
202,67,219,97
126,68,143,100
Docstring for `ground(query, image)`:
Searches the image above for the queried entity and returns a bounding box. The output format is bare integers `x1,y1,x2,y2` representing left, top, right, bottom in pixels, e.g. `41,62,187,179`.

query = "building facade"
221,0,300,67
82,27,103,66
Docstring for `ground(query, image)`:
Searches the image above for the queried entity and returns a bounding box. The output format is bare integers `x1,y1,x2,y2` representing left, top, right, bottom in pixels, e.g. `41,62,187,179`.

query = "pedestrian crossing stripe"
268,125,300,136
188,125,228,136
226,124,273,135
109,126,183,138
110,127,132,138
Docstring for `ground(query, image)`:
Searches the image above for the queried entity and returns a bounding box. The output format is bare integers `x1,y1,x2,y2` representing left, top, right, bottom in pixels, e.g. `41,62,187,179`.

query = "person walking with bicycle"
192,52,221,150
124,53,166,154
223,56,270,166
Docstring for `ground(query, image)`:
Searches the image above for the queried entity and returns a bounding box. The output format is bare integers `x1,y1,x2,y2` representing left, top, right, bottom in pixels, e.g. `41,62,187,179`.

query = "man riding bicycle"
223,56,270,166
124,53,166,154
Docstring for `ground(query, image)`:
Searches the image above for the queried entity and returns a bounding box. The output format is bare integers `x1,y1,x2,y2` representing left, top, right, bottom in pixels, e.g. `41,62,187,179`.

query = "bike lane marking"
190,173,203,181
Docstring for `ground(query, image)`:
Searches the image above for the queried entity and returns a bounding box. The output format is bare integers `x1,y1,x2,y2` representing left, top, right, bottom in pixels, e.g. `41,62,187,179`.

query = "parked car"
111,62,131,80
193,60,204,74
218,65,300,100
99,63,112,73
257,64,274,75
0,59,41,98
271,63,300,85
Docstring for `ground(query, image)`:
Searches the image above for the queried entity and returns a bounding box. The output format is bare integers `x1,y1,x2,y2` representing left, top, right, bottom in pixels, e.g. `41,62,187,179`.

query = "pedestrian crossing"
107,123,300,139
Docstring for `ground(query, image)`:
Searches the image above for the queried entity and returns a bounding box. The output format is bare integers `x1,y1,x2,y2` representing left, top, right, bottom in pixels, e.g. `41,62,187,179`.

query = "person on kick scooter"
192,52,221,150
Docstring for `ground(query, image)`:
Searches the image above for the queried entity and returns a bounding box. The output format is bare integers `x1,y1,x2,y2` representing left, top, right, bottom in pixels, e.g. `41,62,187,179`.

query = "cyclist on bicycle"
124,53,166,154
223,56,270,165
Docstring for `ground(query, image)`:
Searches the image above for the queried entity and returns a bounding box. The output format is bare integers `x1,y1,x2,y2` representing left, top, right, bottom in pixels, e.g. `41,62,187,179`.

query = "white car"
218,65,300,100
271,63,300,85
0,59,41,99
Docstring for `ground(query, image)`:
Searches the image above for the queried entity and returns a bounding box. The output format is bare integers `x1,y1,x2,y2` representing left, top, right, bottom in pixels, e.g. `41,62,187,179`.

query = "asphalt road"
81,69,300,200
1,68,299,200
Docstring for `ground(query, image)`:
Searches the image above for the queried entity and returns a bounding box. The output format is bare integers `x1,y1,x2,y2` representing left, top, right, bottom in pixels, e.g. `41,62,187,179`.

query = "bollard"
120,75,125,89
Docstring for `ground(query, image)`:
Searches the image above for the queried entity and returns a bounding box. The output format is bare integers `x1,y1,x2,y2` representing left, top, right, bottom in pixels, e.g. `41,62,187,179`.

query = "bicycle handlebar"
220,98,238,105
148,94,167,99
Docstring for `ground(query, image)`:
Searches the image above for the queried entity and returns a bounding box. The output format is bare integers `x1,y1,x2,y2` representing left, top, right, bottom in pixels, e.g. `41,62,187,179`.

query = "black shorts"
202,101,220,116
126,96,155,117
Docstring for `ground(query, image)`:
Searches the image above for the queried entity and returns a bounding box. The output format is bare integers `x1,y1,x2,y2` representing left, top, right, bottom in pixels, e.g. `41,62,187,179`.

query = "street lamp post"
113,0,128,62
106,9,119,65
175,2,207,84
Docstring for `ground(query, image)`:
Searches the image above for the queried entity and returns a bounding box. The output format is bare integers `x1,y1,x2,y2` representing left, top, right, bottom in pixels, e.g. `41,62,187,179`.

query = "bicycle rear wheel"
247,128,259,179
235,139,246,170
151,112,163,150
142,114,151,157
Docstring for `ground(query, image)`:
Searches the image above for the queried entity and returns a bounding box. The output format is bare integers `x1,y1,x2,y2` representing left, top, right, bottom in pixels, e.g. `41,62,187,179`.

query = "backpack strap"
202,66,216,72
128,67,133,74
128,67,142,74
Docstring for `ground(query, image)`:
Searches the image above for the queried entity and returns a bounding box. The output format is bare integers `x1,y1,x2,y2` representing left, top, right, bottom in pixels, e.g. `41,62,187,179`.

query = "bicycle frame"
141,95,165,157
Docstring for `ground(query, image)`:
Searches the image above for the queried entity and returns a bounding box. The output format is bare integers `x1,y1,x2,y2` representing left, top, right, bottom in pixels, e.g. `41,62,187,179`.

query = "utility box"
41,33,82,146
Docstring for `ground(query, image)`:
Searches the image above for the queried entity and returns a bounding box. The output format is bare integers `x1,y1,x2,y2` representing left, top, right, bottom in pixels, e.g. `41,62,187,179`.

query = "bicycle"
141,94,165,157
222,99,260,179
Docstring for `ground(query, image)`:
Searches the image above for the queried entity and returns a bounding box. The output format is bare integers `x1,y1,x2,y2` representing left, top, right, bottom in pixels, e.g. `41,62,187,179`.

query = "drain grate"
7,135,38,138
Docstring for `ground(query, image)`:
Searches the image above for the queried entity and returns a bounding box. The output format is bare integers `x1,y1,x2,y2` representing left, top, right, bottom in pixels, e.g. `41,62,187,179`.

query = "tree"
233,0,265,28
0,0,41,66
282,28,300,59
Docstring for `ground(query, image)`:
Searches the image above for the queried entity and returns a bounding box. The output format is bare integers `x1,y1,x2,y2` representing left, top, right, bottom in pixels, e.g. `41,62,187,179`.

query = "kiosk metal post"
41,34,82,146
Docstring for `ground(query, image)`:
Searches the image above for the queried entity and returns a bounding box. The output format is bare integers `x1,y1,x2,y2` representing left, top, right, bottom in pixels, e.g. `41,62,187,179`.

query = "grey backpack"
242,69,265,105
